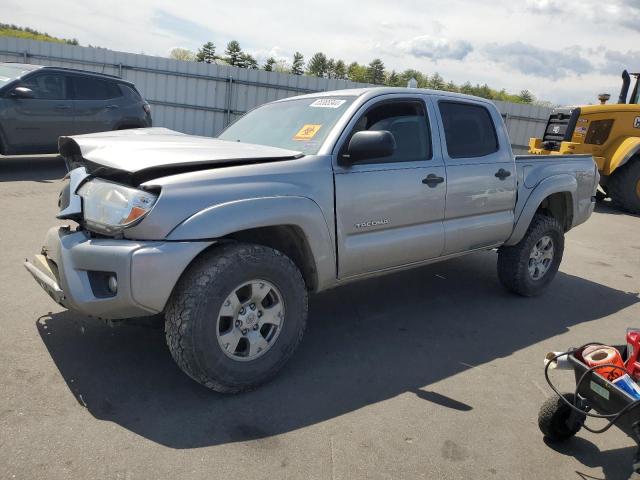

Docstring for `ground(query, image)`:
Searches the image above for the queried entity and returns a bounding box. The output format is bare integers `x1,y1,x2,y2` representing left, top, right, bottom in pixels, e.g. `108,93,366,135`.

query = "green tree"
291,52,304,75
196,42,216,63
367,58,386,85
170,47,196,62
460,81,474,95
273,59,290,73
518,89,534,103
347,62,368,83
307,52,328,77
400,69,426,88
385,70,402,87
429,72,445,90
224,40,243,66
333,60,347,80
239,52,258,69
476,83,494,99
263,57,276,71
445,81,458,92
326,58,336,78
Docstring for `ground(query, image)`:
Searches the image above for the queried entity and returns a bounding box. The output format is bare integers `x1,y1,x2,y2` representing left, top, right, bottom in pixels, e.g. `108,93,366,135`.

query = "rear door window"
20,74,67,100
70,76,121,100
438,101,499,158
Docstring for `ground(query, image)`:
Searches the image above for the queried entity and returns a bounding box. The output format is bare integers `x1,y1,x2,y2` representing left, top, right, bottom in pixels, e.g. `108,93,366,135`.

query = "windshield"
218,96,355,154
0,65,31,87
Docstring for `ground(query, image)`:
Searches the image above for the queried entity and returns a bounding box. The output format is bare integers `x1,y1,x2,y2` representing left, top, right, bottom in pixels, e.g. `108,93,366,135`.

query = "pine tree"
239,52,258,69
196,42,216,63
224,40,243,66
333,60,347,80
264,57,276,72
518,89,534,103
307,52,328,77
326,58,336,79
291,52,304,75
367,59,386,85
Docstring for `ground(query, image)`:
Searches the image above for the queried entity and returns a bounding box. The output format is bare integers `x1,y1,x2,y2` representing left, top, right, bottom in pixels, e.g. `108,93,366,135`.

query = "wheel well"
223,225,318,291
536,192,573,231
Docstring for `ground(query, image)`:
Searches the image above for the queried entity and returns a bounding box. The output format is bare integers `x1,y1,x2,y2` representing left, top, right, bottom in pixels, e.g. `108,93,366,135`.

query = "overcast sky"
3,0,639,104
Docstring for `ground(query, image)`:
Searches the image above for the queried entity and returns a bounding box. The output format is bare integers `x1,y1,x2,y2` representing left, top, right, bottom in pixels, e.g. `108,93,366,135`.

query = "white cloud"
599,49,640,75
484,42,593,79
526,0,563,14
394,35,473,61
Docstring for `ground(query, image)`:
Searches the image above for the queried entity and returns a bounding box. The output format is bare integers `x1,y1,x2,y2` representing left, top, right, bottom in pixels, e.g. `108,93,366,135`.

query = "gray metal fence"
0,37,551,153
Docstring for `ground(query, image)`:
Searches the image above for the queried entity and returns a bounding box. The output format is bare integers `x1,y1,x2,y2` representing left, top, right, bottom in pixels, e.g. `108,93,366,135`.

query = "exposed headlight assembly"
78,178,157,235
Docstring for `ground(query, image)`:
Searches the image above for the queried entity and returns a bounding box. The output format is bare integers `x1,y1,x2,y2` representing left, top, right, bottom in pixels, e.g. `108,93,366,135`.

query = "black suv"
0,63,152,155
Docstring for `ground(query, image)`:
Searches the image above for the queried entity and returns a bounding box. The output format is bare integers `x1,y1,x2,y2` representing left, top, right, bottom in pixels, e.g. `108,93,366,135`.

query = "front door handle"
422,174,444,187
105,104,119,110
54,104,71,110
495,168,511,180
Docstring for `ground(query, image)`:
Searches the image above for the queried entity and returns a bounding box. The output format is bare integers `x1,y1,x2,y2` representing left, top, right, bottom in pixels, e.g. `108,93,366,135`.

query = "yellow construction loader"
529,70,640,213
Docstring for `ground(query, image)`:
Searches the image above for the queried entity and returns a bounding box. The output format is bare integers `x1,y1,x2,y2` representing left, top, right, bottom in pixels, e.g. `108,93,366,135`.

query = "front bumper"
24,226,212,320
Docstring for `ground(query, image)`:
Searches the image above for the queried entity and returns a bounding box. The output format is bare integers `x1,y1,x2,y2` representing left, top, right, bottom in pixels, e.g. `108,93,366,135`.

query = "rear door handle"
422,174,444,187
54,104,71,110
495,168,511,180
105,104,119,109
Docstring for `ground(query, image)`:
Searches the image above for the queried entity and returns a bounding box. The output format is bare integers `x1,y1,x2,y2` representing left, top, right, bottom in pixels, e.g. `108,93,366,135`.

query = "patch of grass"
0,24,78,45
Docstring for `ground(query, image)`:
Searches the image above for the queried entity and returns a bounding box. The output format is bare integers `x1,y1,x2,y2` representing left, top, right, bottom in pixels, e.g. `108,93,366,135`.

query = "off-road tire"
165,243,308,393
608,158,640,214
538,393,585,442
497,214,564,296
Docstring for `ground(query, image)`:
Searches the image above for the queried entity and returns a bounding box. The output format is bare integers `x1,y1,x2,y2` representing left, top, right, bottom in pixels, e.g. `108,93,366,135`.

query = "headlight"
77,178,157,234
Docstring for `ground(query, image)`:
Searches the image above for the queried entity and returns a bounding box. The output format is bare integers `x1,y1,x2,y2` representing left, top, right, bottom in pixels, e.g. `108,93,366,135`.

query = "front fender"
505,175,577,246
167,196,337,290
607,137,640,175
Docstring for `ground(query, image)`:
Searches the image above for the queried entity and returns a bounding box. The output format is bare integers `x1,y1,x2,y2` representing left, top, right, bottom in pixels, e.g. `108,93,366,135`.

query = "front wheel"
608,159,640,214
165,243,308,393
497,214,564,296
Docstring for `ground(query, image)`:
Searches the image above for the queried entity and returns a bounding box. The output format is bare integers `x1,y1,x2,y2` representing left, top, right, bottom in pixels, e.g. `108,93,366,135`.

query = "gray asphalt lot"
1,155,639,480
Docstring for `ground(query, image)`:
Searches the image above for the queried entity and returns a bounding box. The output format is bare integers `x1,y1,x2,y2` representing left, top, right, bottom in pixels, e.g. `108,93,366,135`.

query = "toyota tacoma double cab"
25,88,599,393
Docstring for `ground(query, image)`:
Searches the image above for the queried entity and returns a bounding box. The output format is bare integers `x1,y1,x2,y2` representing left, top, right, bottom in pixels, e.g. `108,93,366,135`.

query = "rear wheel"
497,214,564,296
608,158,640,214
538,393,585,442
165,243,308,393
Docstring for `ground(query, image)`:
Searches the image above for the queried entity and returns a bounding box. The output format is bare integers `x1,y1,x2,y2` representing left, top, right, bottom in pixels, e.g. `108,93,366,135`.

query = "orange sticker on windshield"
294,124,322,140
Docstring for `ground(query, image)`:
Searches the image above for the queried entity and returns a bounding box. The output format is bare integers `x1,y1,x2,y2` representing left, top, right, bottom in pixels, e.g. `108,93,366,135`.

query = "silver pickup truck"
25,88,598,393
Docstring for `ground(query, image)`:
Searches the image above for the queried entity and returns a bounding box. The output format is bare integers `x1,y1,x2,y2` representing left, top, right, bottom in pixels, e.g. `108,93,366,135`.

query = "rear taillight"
143,103,151,114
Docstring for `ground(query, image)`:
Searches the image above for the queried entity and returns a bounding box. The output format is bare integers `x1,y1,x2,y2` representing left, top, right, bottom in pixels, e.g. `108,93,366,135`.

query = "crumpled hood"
59,127,303,185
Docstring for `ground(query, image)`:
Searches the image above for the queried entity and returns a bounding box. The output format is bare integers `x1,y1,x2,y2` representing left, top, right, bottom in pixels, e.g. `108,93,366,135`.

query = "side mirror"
10,87,35,99
342,130,396,164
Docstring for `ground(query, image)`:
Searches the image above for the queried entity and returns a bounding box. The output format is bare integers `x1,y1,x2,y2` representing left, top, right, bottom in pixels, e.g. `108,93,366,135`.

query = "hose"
544,344,640,434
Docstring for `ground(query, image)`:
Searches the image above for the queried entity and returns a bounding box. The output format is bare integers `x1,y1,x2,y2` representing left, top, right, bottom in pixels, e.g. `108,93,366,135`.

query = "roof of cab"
276,86,496,106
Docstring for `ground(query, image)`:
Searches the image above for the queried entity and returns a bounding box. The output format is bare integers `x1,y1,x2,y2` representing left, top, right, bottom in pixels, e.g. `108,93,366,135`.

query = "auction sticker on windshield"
309,99,346,108
294,124,322,140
